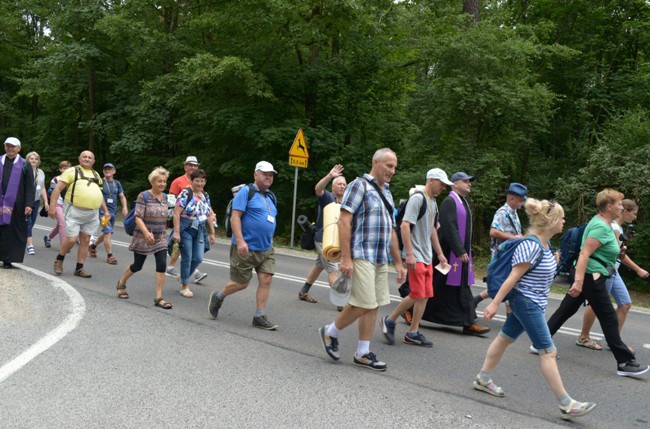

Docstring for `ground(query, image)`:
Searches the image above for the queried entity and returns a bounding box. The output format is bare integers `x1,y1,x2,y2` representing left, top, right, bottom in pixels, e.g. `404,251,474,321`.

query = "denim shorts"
605,272,632,306
499,289,556,354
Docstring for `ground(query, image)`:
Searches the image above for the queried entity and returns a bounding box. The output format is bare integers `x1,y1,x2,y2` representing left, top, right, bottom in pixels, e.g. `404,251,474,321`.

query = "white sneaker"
193,270,208,284
165,266,179,277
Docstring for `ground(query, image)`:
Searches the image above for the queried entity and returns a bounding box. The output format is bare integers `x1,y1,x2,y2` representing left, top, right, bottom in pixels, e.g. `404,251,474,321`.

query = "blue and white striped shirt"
341,174,395,265
512,239,556,310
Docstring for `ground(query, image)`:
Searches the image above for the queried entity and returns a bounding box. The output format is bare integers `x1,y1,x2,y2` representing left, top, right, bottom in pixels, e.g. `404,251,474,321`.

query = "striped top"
512,239,556,310
341,174,395,265
129,190,168,255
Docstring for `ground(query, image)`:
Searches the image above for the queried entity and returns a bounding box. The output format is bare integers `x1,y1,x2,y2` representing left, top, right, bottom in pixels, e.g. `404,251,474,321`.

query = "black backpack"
224,184,277,238
395,191,427,251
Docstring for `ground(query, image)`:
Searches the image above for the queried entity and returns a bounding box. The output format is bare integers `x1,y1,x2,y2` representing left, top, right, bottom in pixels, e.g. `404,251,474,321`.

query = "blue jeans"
179,217,205,285
605,272,632,305
27,200,40,238
500,289,556,354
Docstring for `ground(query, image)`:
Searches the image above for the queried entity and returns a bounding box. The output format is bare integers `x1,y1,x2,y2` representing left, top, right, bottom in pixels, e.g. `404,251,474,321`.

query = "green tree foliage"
1,0,649,286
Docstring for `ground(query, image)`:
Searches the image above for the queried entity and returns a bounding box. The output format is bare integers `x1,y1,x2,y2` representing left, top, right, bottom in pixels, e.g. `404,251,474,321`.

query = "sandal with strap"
116,281,129,299
154,297,173,309
576,336,602,350
298,291,317,303
88,245,97,258
106,255,118,265
179,288,194,298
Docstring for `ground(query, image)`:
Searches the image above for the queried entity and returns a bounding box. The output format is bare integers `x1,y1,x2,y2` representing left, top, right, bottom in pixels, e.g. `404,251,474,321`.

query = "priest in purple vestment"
422,172,490,335
0,137,35,268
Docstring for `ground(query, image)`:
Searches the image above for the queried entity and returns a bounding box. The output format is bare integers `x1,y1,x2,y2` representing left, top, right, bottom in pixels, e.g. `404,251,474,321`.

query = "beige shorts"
348,259,389,309
229,245,275,285
64,203,100,237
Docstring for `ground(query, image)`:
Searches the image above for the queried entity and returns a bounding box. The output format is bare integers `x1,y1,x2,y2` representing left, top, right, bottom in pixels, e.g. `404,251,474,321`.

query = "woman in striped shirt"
472,198,597,421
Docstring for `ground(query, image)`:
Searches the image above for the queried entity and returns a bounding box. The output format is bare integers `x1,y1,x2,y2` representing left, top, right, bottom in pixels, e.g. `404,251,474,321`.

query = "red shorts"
408,262,433,299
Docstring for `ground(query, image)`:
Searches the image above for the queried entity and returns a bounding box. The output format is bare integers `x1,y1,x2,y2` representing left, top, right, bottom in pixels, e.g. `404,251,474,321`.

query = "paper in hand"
435,263,450,275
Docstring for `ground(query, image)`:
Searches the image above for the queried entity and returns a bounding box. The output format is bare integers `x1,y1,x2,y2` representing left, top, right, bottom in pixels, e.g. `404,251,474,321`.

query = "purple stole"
0,155,24,225
446,191,475,286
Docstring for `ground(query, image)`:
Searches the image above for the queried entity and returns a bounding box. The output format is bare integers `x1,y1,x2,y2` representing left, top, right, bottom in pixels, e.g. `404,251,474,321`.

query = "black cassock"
0,155,35,264
421,193,477,327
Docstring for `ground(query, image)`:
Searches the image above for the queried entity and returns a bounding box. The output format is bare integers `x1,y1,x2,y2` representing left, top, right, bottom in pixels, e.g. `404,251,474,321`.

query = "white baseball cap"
426,168,452,185
255,161,277,174
184,156,199,165
4,137,21,147
329,274,351,307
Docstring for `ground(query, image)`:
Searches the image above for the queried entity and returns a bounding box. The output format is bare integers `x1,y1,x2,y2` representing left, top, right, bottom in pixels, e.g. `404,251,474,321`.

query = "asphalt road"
1,218,649,428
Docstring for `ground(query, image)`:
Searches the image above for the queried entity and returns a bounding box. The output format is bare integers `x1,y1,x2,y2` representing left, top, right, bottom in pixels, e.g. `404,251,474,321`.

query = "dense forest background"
1,0,648,290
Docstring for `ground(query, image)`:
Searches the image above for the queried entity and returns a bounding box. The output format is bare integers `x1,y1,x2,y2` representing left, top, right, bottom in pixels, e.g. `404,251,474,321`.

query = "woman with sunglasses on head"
545,189,649,377
473,199,596,421
576,199,648,351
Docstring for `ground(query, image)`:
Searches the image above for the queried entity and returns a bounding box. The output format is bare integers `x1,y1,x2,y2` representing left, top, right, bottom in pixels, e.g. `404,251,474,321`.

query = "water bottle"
171,242,180,259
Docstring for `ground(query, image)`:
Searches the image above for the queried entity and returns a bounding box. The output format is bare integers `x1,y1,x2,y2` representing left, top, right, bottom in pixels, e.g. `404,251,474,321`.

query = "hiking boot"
404,331,433,347
165,266,179,277
74,268,92,278
53,259,63,275
252,315,278,331
208,291,223,320
193,270,208,284
318,325,340,361
43,235,51,248
353,352,387,371
473,375,505,397
463,324,490,336
617,360,650,377
380,316,396,345
559,399,597,420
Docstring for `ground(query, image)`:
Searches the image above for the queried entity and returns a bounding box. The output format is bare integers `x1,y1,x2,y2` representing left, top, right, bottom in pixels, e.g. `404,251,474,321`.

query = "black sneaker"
318,325,340,361
617,360,650,377
208,291,223,319
43,235,52,248
252,315,278,331
380,316,396,345
404,331,433,347
353,352,387,371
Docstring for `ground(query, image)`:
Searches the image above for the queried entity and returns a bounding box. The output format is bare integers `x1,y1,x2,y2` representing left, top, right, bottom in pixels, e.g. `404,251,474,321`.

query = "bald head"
78,151,96,169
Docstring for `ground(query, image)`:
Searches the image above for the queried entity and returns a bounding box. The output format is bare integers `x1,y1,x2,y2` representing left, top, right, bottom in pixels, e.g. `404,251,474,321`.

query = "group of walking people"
2,137,648,422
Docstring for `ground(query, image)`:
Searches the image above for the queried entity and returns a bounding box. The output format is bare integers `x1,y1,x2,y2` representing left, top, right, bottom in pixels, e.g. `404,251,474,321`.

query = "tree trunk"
88,67,96,152
463,0,480,22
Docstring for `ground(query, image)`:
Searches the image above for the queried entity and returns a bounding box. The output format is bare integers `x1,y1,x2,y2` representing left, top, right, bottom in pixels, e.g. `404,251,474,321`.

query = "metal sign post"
289,129,309,248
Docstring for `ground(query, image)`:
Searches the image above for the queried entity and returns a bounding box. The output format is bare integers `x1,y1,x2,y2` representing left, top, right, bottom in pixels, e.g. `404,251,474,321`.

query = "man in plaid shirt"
319,148,406,371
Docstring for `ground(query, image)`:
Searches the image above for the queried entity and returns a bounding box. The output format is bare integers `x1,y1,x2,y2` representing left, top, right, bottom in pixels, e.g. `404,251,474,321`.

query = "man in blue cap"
474,182,528,307
421,171,490,336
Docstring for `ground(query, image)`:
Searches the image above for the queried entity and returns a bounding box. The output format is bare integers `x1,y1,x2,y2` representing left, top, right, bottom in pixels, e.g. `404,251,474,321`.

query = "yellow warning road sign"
289,156,308,168
289,129,309,158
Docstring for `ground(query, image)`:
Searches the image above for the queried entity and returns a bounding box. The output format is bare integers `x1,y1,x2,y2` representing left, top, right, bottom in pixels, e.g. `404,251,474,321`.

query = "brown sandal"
106,255,118,265
154,297,173,309
298,291,317,303
576,336,602,350
88,245,97,258
116,281,129,299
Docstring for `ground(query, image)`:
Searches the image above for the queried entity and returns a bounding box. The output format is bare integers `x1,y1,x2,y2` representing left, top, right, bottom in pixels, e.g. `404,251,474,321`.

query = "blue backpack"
556,224,587,276
487,236,544,300
124,191,165,236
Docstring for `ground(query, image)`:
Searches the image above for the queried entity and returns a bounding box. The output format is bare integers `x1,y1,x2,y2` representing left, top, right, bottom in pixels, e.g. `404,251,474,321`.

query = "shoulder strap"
362,177,394,216
247,184,276,205
414,191,427,221
70,166,80,205
505,212,520,235
523,236,545,272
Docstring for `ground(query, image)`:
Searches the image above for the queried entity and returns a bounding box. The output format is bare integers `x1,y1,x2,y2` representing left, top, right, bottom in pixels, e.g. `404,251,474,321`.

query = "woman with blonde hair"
576,199,648,350
116,167,173,309
545,189,649,377
473,199,596,420
25,151,48,255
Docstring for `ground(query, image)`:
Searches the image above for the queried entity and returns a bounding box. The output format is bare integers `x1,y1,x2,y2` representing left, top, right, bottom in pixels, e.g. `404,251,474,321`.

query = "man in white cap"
380,168,451,348
166,155,208,283
209,160,280,330
0,137,35,268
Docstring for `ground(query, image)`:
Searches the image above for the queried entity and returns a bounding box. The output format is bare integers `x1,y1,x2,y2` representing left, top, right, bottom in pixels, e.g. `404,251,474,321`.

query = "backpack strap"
247,184,277,205
523,235,546,272
362,177,394,219
69,166,102,205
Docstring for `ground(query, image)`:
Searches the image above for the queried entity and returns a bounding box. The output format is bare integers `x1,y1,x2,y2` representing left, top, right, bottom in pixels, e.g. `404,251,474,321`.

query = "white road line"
0,266,86,384
644,344,650,350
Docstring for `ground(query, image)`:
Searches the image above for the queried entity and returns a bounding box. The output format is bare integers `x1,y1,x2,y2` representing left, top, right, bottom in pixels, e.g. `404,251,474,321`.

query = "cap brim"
329,287,351,306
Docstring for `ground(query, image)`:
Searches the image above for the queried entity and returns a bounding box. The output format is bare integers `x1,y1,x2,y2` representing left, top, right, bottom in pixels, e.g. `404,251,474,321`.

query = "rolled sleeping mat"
322,202,341,262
